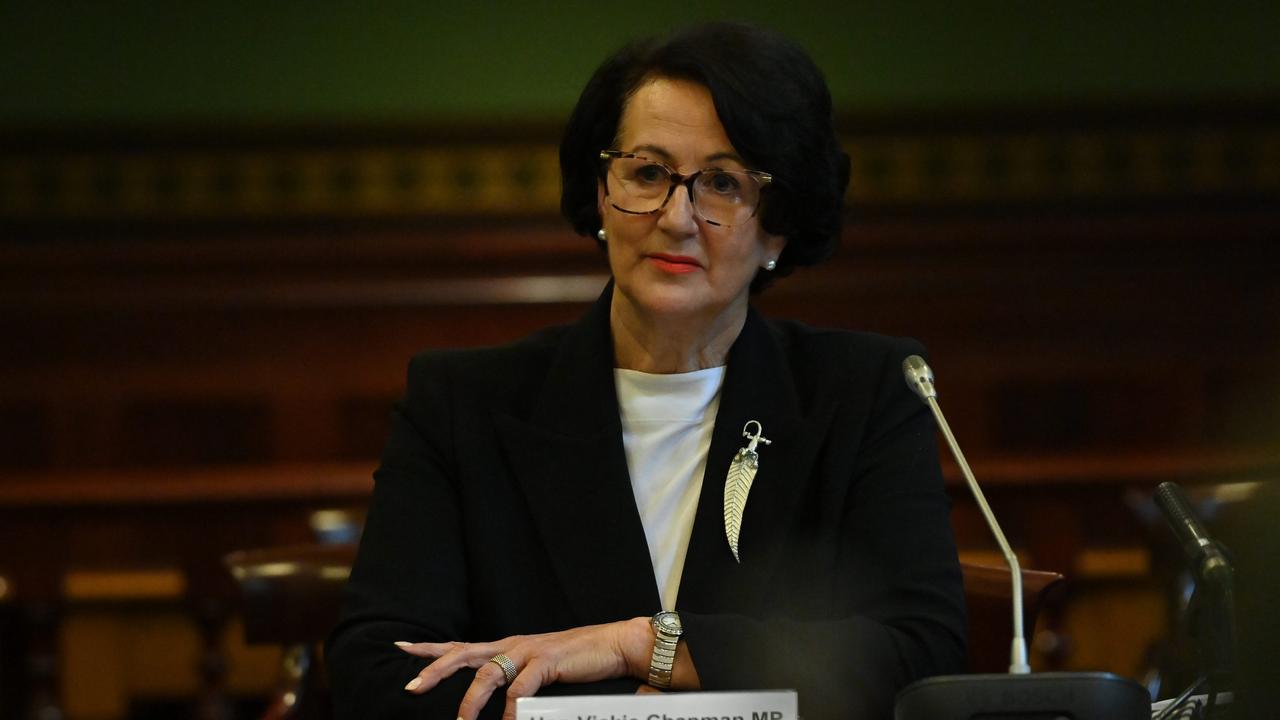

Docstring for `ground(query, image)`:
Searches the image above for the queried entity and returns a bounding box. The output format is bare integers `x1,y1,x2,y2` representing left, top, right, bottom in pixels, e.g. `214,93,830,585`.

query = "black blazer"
328,285,966,720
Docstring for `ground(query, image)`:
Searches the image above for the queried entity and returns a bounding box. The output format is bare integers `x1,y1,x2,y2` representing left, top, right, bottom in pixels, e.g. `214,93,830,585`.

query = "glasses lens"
607,157,672,213
605,155,765,227
692,170,760,227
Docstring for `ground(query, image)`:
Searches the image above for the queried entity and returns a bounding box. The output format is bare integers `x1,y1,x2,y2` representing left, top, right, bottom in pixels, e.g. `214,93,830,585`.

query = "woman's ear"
763,233,787,263
597,179,607,219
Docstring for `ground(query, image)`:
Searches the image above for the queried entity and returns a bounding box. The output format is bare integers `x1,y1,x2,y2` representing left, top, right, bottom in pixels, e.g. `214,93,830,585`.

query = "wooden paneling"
4,211,1278,469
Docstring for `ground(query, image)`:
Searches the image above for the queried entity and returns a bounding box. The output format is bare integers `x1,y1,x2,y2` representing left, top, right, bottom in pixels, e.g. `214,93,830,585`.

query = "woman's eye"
704,171,742,194
633,164,669,184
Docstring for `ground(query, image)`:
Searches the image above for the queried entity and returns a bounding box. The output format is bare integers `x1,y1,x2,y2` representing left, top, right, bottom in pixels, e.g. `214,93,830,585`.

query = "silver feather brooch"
723,420,770,563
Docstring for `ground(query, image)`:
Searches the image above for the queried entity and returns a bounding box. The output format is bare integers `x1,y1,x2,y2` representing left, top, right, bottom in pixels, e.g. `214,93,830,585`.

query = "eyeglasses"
599,150,772,228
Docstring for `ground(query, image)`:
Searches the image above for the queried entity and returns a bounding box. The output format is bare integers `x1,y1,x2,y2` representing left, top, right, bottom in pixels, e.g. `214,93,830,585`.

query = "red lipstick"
647,253,702,274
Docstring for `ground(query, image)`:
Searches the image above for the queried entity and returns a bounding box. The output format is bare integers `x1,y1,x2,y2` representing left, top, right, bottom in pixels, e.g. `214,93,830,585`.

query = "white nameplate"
516,689,796,720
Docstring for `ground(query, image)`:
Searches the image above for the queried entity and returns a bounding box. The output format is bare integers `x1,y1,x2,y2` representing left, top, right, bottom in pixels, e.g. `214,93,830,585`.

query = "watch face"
655,611,682,633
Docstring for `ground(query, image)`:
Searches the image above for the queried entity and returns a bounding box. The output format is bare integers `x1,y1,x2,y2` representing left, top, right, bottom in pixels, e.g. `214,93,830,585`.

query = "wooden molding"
3,111,1277,222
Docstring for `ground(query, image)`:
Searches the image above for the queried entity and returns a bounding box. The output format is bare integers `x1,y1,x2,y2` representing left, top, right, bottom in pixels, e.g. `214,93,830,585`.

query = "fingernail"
404,678,422,691
394,641,412,647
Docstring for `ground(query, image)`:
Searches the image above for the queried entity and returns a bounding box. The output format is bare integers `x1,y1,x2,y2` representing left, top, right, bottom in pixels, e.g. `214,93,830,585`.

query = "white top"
615,365,726,611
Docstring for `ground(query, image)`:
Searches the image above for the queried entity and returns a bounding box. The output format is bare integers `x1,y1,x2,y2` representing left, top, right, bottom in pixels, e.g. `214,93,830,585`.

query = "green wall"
2,1,1278,127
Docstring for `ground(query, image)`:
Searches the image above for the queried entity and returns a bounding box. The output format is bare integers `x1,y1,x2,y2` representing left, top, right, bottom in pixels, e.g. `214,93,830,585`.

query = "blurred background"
2,2,1278,718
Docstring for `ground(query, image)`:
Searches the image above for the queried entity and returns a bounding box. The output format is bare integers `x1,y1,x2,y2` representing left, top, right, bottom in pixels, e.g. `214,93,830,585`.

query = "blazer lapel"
496,285,661,625
678,308,836,612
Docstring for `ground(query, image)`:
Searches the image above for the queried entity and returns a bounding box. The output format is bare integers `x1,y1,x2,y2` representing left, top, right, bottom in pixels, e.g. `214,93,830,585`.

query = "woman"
328,21,965,720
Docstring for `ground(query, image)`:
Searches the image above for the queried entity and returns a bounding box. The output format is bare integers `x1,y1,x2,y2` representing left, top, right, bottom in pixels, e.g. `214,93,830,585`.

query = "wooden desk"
0,463,372,720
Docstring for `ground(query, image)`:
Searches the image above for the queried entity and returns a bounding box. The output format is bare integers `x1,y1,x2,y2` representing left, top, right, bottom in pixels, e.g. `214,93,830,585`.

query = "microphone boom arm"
904,355,1030,674
924,394,1030,674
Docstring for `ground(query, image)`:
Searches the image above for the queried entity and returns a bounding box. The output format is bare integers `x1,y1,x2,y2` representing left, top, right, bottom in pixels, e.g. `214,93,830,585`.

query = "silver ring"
488,653,518,684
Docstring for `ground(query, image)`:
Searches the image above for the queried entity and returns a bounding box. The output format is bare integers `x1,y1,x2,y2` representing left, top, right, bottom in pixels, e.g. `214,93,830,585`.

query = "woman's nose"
657,182,699,234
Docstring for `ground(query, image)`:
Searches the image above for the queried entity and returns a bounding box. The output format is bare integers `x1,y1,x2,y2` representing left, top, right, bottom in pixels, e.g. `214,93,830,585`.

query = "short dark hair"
559,21,850,292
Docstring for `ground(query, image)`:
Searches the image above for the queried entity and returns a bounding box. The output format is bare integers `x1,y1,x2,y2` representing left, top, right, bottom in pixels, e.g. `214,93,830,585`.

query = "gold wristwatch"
648,610,683,689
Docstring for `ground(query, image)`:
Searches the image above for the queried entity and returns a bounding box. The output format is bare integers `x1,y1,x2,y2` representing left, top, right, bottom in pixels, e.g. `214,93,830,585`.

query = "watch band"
648,611,683,689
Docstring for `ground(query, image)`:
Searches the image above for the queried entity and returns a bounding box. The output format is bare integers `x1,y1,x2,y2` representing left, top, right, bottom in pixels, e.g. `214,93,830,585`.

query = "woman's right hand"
395,617,656,720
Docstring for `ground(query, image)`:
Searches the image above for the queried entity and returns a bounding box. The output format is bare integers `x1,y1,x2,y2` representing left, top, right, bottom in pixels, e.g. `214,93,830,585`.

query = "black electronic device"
1150,481,1236,718
896,672,1152,720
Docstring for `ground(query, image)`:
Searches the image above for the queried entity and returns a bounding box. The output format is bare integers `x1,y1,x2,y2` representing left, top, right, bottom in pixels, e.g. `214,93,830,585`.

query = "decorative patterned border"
849,130,1280,204
2,130,1277,221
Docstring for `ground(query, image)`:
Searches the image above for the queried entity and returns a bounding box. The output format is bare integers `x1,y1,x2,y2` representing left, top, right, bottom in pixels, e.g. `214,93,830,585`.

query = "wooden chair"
225,543,357,720
960,561,1065,673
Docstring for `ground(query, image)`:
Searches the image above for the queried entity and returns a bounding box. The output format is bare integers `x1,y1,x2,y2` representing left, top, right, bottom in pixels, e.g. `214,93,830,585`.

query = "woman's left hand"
396,617,653,720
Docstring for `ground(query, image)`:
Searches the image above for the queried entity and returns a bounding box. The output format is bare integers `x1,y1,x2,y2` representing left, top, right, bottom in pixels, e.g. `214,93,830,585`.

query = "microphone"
1153,481,1232,585
902,355,937,400
1152,481,1236,705
902,355,1029,673
893,354,1149,720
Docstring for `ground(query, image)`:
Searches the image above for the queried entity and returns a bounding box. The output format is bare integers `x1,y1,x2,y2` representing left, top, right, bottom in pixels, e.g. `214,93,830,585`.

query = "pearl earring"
597,228,607,242
765,259,777,271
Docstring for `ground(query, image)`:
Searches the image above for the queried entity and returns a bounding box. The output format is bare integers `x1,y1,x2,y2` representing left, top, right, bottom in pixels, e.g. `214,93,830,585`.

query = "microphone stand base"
894,671,1150,720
